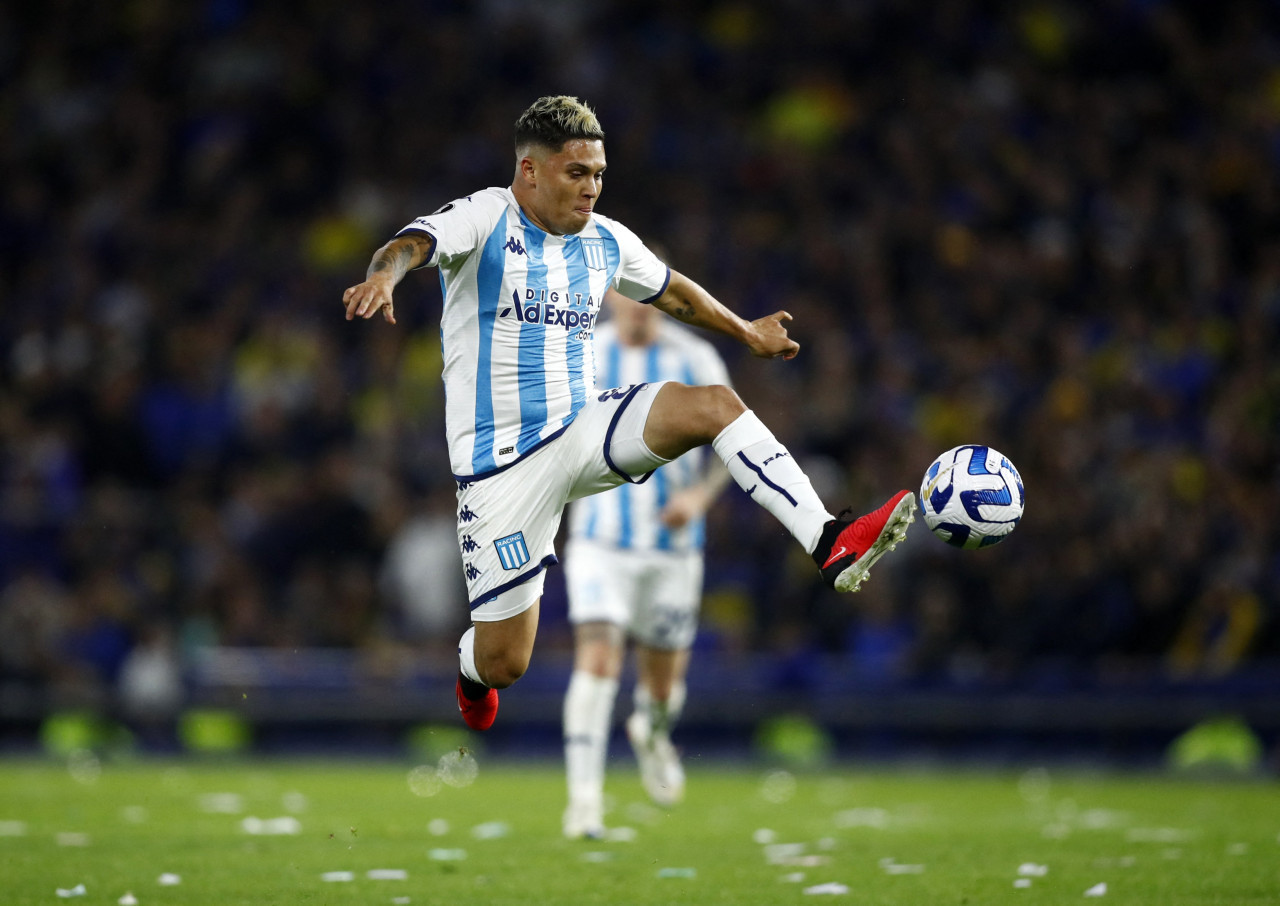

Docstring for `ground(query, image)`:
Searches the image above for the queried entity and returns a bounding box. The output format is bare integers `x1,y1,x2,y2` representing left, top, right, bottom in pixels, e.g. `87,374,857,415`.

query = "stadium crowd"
1,0,1277,718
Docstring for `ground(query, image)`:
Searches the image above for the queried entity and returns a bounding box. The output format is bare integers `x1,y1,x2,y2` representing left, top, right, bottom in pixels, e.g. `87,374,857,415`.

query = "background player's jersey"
568,320,730,554
397,187,669,480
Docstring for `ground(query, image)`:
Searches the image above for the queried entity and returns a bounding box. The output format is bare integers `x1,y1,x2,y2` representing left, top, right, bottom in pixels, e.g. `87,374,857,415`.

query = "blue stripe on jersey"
516,229,549,455
563,237,592,416
469,222,510,475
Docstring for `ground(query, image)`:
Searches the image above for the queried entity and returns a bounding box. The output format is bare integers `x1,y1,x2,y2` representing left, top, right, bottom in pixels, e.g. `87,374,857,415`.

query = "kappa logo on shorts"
494,531,530,571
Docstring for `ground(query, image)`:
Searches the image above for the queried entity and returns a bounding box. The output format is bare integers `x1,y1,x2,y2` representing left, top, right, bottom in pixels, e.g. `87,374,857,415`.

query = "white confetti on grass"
753,828,776,844
427,848,467,861
120,806,148,824
427,818,450,836
1014,878,1032,889
321,871,354,883
803,882,850,895
470,821,509,840
780,872,807,883
281,791,308,813
118,893,138,905
55,884,87,898
56,832,90,847
656,867,696,879
1018,863,1049,877
367,869,408,880
1125,827,1198,843
580,851,613,863
604,826,636,843
879,858,924,875
157,873,181,886
241,816,301,835
1084,882,1108,897
1226,842,1248,856
0,820,27,836
392,898,411,905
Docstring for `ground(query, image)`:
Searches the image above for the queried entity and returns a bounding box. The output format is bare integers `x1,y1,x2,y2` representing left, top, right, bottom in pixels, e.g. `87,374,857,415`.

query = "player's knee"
699,384,746,433
479,650,530,689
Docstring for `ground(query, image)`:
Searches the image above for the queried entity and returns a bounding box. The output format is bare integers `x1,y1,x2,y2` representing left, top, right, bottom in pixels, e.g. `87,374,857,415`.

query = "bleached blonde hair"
514,96,604,156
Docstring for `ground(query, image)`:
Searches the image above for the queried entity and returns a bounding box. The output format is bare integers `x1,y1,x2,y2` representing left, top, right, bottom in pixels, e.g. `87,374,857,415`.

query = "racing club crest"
494,531,531,571
579,237,607,271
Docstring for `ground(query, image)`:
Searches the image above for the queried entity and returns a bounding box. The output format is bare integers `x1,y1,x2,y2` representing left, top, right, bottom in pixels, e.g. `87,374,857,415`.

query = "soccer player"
561,289,732,839
341,95,915,735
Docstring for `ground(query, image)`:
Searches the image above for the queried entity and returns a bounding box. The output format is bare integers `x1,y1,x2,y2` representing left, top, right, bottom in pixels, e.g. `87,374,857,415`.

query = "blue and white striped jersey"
568,319,731,554
397,187,670,481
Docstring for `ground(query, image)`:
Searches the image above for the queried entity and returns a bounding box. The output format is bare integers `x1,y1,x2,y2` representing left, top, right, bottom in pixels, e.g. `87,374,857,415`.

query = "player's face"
525,139,606,235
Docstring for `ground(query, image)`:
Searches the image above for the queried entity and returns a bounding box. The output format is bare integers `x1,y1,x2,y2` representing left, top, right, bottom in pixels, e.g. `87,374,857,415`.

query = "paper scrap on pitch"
428,848,467,861
803,882,850,895
470,821,509,840
118,894,138,905
880,857,924,874
1014,878,1032,889
1084,882,1108,897
56,832,90,847
198,793,244,814
55,884,87,898
0,820,26,836
241,816,301,835
1018,863,1049,877
367,869,408,880
321,871,354,883
157,873,181,886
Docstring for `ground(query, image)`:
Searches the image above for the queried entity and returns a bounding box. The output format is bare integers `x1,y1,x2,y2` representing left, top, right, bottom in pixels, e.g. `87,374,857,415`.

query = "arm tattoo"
669,302,697,321
366,239,422,281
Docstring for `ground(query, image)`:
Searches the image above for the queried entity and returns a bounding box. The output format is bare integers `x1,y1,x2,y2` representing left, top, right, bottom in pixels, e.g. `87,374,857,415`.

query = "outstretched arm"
341,233,437,324
650,269,799,360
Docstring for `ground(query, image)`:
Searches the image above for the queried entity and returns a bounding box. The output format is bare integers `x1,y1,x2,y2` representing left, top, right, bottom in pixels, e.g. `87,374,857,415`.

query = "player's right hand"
342,279,397,324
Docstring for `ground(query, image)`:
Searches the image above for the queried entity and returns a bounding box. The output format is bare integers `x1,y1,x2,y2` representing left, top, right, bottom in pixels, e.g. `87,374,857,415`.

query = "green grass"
1,756,1277,905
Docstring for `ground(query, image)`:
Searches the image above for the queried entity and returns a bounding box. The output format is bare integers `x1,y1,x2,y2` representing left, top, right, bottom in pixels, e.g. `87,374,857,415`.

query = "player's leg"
456,589,541,731
562,621,624,840
627,644,690,807
640,382,915,592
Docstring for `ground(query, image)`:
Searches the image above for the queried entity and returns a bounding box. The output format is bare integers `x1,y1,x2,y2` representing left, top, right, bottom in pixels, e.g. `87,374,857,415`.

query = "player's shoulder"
404,187,512,232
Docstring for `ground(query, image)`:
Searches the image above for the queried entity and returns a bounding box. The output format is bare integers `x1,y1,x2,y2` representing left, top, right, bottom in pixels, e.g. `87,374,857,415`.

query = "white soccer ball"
919,445,1025,549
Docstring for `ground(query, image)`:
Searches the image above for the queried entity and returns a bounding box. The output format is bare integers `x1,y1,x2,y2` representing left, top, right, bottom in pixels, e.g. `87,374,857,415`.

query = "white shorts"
564,538,703,650
457,382,670,621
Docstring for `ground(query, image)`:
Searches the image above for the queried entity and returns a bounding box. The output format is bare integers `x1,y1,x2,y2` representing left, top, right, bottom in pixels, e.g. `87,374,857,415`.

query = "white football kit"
565,320,731,649
396,188,672,616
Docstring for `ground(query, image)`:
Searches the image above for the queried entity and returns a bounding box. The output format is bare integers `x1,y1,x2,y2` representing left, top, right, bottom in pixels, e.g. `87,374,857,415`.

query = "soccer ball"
919,445,1024,549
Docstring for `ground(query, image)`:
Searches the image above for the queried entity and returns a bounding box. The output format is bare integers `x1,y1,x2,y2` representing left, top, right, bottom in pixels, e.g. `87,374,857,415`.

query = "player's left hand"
745,311,799,360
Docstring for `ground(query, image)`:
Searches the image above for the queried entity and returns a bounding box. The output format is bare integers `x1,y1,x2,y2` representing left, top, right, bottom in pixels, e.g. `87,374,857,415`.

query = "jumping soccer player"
341,95,915,734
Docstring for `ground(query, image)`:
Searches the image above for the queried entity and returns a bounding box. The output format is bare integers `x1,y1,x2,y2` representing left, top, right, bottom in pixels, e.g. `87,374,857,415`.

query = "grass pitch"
1,756,1277,905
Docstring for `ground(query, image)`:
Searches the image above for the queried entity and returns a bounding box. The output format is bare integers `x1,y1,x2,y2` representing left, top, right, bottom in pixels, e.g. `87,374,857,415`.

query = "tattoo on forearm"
671,303,696,321
367,241,418,281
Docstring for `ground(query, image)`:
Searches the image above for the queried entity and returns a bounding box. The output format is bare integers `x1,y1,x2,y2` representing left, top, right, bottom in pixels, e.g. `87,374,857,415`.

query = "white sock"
712,411,833,553
564,671,619,806
457,626,484,686
634,681,686,737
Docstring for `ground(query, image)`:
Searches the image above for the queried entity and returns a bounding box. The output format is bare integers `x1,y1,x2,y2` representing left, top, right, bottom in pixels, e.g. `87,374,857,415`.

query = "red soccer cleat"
456,674,499,731
812,490,916,592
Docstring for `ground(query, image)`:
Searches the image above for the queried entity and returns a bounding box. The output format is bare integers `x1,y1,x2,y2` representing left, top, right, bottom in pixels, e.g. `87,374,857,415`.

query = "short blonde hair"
514,96,604,155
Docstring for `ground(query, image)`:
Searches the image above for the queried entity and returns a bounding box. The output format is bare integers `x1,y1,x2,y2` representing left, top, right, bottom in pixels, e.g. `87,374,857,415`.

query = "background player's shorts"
564,538,703,650
457,382,670,621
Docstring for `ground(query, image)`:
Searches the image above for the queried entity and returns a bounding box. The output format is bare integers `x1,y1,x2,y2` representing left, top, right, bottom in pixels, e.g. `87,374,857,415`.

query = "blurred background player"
562,289,732,840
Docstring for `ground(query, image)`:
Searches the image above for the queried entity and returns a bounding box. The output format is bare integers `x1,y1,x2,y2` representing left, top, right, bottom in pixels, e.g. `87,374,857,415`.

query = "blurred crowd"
1,0,1278,718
